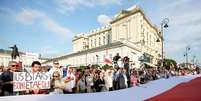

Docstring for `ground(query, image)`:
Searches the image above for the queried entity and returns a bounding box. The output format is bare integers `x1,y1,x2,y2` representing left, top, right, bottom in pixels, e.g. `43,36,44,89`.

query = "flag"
104,56,112,65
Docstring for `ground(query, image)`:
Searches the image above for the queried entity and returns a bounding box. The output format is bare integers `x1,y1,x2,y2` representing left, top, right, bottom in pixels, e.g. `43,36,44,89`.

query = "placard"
13,72,50,91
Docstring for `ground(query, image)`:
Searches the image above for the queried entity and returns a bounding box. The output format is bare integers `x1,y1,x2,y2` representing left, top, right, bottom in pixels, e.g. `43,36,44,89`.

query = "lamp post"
192,55,196,66
157,18,169,68
184,46,190,67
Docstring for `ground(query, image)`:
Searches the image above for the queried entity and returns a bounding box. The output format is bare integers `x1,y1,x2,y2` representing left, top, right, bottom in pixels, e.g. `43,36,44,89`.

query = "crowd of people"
0,55,200,96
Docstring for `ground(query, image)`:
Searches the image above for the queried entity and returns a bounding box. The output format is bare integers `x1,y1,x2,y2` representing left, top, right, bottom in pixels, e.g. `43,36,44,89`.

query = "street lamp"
192,55,196,66
157,18,169,68
184,46,190,67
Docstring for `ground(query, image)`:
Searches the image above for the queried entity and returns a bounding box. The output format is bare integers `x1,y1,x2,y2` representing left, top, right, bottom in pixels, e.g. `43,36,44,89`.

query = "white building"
44,6,162,68
0,49,46,67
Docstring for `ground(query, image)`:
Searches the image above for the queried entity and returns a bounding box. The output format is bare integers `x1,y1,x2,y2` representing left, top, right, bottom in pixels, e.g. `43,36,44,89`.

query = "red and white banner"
0,74,199,101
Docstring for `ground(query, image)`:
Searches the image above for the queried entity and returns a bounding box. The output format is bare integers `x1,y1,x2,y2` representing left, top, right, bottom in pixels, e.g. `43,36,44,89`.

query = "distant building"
0,49,47,67
44,6,162,68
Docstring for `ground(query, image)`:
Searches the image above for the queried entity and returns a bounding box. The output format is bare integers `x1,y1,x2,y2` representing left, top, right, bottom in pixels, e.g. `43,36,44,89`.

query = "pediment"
115,10,130,19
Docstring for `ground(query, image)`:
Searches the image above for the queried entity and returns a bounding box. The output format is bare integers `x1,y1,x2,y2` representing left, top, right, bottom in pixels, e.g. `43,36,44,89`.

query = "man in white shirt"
63,67,75,93
49,60,63,79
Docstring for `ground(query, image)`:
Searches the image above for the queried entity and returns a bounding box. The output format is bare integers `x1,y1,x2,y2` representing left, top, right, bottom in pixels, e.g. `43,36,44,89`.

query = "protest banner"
13,72,51,91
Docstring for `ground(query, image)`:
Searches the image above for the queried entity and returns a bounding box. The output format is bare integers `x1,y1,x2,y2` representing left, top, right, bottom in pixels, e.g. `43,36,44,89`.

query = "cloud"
39,46,70,58
97,14,111,25
16,8,44,25
16,8,73,37
39,46,59,57
160,0,193,11
55,0,122,14
42,17,72,37
98,0,122,5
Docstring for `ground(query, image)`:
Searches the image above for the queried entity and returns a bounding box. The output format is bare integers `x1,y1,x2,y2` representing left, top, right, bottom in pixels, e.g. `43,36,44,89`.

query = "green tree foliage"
163,58,177,70
102,64,111,70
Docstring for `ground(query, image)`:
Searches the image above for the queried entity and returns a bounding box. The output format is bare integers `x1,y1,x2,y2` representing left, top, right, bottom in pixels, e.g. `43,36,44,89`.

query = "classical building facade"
44,6,162,68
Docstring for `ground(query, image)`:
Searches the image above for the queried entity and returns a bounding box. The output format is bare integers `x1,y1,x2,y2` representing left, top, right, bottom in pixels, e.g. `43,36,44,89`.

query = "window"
107,33,110,44
91,40,93,48
103,36,106,45
99,37,101,46
149,35,151,46
83,42,86,49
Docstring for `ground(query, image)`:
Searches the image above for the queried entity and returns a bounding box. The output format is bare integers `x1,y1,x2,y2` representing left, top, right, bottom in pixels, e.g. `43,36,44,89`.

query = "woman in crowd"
94,70,105,92
76,74,86,93
50,71,65,94
130,69,139,87
85,67,94,93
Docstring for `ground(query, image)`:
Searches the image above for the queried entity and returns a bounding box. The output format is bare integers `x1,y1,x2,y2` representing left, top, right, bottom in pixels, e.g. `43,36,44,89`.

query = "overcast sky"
0,0,200,64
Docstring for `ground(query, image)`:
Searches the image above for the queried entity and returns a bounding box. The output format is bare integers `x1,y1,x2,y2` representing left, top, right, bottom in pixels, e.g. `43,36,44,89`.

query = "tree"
163,58,177,70
102,64,111,70
91,64,100,69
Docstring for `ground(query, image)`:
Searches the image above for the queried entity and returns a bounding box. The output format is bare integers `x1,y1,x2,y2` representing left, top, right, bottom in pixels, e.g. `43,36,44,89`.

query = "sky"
0,0,200,64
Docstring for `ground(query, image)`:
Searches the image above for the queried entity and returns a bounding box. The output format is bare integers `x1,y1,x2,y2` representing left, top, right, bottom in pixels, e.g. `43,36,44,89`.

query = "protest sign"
13,72,50,91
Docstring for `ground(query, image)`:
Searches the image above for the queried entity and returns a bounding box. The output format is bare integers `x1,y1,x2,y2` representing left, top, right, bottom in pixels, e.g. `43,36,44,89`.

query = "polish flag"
1,74,200,101
104,56,112,65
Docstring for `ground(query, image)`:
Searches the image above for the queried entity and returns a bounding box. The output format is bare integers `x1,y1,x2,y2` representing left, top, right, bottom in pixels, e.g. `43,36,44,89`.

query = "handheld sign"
13,72,50,91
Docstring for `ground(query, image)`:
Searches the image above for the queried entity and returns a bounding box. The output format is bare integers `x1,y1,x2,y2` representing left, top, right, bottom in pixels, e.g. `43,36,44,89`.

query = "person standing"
50,71,65,94
104,69,113,91
85,68,94,93
26,61,49,94
76,74,86,93
0,61,17,96
94,70,105,92
117,68,128,89
113,53,121,65
63,67,75,94
0,66,3,96
49,60,63,79
130,70,139,87
0,66,4,76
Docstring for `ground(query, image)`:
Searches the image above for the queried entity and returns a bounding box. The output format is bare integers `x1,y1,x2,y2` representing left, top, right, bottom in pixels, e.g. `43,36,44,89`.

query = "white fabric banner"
13,72,51,91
